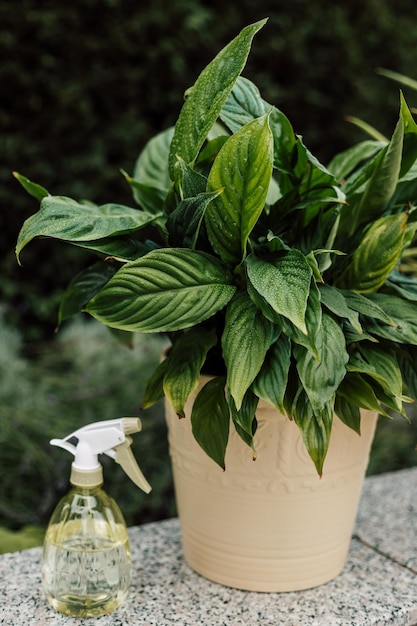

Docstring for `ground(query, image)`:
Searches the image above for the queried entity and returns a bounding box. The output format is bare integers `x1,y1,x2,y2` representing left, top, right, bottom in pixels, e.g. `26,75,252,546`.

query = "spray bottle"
41,418,151,618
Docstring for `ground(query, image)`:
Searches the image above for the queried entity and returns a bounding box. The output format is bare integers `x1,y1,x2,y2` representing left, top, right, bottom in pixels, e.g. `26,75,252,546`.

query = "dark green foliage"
13,17,417,473
2,0,417,337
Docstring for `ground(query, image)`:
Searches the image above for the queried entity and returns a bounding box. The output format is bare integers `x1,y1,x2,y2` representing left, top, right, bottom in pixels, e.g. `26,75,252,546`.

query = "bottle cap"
50,418,151,492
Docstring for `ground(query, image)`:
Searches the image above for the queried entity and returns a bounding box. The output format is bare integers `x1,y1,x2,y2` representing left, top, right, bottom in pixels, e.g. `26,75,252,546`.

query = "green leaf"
222,292,274,410
347,345,403,402
71,237,158,262
349,106,404,230
123,128,174,217
300,279,322,345
246,249,313,334
305,250,324,282
278,281,322,357
232,422,257,453
205,114,274,267
191,376,230,469
168,19,267,177
294,313,349,413
219,77,297,174
398,92,417,178
334,396,361,435
327,141,386,181
58,261,119,325
373,386,410,416
337,372,389,416
268,107,298,173
246,279,277,323
319,284,362,333
340,290,396,326
292,388,333,476
343,324,379,344
166,190,222,249
363,293,417,344
16,196,161,261
173,157,208,198
220,76,268,132
251,333,291,413
195,135,229,170
397,346,417,400
86,248,236,332
142,359,169,409
13,172,49,201
293,137,339,197
228,389,258,453
123,178,167,217
163,327,217,417
389,160,417,212
337,212,407,292
127,136,175,226
131,127,174,198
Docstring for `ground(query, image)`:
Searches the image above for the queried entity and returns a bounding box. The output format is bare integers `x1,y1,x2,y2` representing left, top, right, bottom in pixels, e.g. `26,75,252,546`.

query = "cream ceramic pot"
165,378,377,592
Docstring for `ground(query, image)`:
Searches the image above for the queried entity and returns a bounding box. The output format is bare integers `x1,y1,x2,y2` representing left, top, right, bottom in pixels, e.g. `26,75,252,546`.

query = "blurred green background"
1,0,417,552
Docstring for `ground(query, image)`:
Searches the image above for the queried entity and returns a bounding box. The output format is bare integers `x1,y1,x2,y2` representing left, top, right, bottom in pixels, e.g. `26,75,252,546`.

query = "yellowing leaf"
337,212,407,292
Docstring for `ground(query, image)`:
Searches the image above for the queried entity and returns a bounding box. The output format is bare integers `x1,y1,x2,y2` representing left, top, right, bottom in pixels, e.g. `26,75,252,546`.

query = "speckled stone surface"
355,467,417,574
1,469,417,625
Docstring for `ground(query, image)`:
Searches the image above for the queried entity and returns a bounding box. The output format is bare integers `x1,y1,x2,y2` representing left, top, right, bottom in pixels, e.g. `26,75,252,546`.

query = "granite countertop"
1,468,417,626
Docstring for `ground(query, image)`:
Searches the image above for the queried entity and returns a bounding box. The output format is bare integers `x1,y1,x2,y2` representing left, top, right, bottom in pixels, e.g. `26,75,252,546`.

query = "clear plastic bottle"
41,418,151,617
42,485,131,617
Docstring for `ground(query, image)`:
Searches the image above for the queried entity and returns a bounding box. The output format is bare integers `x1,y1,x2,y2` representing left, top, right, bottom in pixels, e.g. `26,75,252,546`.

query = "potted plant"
15,18,417,591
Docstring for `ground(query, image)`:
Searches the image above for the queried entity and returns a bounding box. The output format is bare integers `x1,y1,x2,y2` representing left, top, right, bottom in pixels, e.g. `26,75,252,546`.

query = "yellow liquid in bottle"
42,489,131,617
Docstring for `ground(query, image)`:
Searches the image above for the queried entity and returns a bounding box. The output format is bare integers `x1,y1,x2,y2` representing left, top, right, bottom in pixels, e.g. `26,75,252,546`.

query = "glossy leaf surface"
168,19,267,177
205,114,273,267
348,105,404,230
191,376,230,469
13,172,49,201
347,345,403,409
222,292,274,410
133,128,174,192
220,77,296,173
294,313,348,412
337,212,407,292
163,327,217,417
59,261,118,325
86,248,236,332
292,389,333,476
16,196,160,261
167,190,222,249
228,390,258,452
251,334,291,413
246,249,312,334
70,237,157,262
